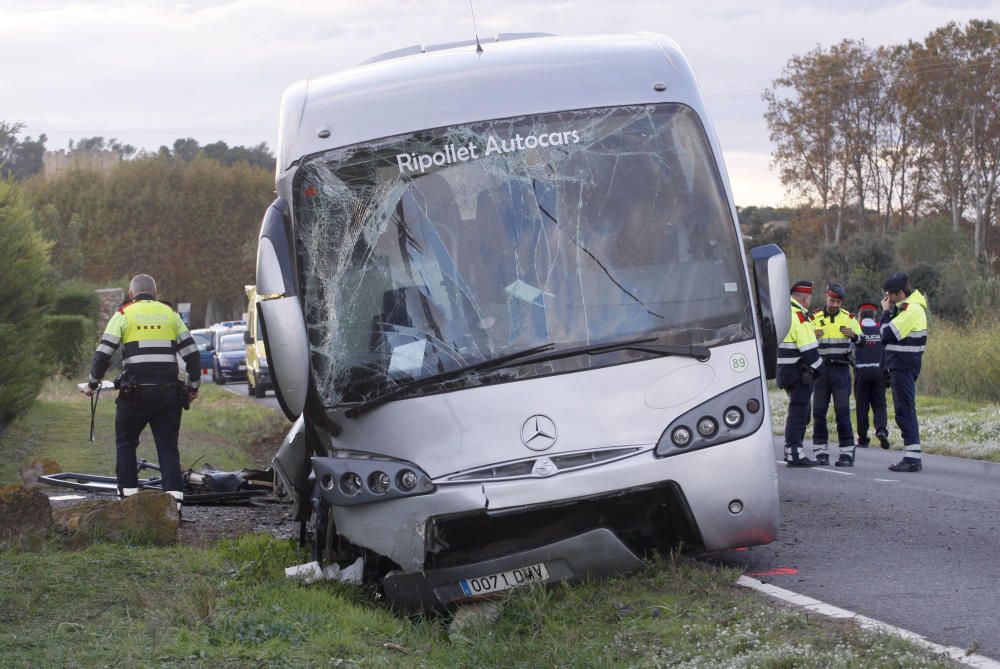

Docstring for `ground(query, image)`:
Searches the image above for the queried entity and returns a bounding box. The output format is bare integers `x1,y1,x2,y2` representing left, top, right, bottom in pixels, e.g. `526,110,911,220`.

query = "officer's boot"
786,447,818,468
876,431,891,450
888,458,921,472
812,446,829,466
857,433,869,448
835,445,855,467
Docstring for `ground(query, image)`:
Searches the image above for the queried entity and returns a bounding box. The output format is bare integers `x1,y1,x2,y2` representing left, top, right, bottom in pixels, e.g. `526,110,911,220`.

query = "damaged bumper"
382,527,645,611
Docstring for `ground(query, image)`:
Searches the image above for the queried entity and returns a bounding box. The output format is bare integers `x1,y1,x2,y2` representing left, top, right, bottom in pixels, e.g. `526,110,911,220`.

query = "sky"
2,0,998,207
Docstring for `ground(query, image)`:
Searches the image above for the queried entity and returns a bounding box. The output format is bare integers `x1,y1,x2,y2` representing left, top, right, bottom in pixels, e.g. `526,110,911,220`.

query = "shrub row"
919,319,1000,402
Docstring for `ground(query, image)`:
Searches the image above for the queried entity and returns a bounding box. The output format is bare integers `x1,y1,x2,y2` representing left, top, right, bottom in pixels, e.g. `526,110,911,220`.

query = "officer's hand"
880,294,892,311
81,386,95,397
814,328,824,338
188,389,199,404
839,326,852,336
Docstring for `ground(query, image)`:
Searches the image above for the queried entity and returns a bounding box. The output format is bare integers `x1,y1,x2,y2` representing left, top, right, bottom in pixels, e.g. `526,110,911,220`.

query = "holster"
114,372,139,400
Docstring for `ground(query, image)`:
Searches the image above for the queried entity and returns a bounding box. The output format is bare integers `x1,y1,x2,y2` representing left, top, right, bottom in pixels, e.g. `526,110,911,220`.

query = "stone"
0,484,53,548
20,457,62,489
53,490,179,546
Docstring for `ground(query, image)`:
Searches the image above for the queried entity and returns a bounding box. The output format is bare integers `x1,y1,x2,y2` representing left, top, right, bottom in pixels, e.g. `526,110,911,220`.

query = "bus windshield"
294,103,753,406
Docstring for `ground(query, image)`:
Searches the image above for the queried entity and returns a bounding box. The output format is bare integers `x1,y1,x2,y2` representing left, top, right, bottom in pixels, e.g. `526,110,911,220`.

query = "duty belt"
128,373,180,386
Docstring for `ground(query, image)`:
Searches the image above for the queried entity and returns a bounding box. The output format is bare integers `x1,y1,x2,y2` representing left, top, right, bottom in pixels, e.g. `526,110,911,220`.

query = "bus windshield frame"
292,103,754,407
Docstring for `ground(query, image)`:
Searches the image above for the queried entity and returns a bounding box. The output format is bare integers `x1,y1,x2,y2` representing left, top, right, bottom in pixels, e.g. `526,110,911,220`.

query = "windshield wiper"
487,336,711,371
343,342,555,418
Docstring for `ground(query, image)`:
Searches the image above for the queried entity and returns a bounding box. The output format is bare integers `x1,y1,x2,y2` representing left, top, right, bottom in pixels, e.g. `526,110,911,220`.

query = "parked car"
189,328,214,376
213,333,247,384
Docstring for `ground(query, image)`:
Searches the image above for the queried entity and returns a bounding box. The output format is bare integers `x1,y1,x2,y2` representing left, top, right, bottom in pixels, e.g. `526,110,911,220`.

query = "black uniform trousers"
115,384,184,494
783,378,814,459
812,363,854,447
889,368,920,449
854,367,888,445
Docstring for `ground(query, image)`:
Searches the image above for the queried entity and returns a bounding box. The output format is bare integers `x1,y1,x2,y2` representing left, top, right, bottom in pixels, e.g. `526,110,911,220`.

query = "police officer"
82,274,201,509
853,303,890,450
810,283,863,467
777,280,823,467
880,271,929,472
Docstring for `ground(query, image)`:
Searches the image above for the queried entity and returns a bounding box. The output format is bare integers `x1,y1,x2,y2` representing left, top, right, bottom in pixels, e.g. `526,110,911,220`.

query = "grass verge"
0,535,956,668
769,383,1000,462
0,378,288,485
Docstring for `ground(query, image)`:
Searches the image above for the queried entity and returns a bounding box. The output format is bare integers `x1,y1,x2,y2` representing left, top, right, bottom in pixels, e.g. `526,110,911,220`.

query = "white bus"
258,33,790,610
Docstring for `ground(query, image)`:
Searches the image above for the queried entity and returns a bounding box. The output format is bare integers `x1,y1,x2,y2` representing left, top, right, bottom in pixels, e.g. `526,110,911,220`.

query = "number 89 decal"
729,353,748,373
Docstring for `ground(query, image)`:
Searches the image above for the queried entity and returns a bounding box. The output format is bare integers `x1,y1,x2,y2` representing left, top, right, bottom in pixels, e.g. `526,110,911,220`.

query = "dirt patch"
46,491,298,547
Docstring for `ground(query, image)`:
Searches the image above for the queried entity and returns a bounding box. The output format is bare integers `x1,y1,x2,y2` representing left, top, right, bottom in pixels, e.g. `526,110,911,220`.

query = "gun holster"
114,372,138,399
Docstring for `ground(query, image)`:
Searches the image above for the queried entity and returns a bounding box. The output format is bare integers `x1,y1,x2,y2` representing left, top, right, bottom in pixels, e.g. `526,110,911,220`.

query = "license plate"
458,562,549,597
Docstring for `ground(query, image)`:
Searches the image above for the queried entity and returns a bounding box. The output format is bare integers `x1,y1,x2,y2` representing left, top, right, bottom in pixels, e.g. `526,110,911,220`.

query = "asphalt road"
704,440,1000,660
219,379,281,411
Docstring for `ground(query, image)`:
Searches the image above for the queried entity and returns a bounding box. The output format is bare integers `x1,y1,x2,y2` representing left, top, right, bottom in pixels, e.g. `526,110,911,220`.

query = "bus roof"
275,33,711,176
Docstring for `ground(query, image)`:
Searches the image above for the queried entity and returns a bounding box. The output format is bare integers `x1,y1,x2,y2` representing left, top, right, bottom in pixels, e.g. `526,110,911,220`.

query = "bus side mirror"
750,244,790,380
243,330,252,345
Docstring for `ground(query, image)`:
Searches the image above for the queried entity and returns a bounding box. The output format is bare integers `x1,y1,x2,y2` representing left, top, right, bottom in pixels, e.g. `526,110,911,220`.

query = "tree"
0,181,52,435
24,154,273,327
0,120,47,182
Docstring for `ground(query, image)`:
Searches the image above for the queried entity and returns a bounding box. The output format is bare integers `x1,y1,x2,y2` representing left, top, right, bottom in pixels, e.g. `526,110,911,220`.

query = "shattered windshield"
294,104,753,406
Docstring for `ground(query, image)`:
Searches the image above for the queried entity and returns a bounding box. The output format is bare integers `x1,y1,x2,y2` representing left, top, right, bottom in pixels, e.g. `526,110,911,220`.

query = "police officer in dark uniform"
810,283,862,466
82,274,201,509
777,280,823,467
853,303,890,450
880,272,929,472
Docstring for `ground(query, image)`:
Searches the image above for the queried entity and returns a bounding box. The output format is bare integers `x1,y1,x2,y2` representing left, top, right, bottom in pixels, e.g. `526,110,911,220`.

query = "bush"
921,318,1000,401
51,281,99,320
41,314,94,377
0,180,52,433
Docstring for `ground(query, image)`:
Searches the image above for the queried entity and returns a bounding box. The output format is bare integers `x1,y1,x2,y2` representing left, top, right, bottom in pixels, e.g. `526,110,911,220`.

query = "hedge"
41,314,94,377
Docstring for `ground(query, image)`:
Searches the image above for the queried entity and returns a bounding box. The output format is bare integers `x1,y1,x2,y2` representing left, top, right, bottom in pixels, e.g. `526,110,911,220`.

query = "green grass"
769,384,1000,462
0,379,289,485
0,535,955,668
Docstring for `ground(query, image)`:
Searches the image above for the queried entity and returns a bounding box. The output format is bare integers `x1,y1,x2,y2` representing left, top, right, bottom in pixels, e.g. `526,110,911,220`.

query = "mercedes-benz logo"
521,414,558,451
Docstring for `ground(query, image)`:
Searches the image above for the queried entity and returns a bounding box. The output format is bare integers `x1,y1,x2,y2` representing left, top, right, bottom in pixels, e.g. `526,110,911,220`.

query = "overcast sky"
2,0,997,206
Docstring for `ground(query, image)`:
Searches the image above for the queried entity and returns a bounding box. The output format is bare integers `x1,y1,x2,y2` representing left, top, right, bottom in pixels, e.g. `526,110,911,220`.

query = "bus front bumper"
382,527,644,611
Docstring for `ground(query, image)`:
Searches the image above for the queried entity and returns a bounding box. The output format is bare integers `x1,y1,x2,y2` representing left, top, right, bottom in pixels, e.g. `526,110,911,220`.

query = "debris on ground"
285,557,365,584
39,459,274,505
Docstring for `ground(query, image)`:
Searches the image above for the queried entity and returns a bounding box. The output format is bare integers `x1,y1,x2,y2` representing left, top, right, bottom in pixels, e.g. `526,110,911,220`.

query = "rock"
0,484,53,548
20,457,62,489
53,490,179,545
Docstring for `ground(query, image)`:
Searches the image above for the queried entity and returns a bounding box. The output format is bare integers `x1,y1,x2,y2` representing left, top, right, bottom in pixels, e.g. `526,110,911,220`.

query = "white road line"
738,576,1000,669
815,468,854,476
873,478,899,483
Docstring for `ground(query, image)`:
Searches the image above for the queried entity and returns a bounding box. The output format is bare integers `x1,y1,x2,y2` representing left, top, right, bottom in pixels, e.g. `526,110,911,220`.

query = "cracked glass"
293,104,753,406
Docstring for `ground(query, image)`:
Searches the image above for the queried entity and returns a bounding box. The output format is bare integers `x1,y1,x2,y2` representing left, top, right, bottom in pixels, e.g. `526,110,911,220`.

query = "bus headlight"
311,456,434,506
655,378,766,458
697,417,718,438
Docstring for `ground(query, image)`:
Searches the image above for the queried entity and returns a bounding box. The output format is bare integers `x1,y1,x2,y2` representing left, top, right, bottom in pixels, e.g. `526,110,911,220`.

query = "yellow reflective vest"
89,296,201,387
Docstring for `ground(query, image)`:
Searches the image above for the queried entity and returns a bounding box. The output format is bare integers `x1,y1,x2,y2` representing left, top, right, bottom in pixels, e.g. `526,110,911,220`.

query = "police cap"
825,282,846,300
882,272,909,293
790,280,813,295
